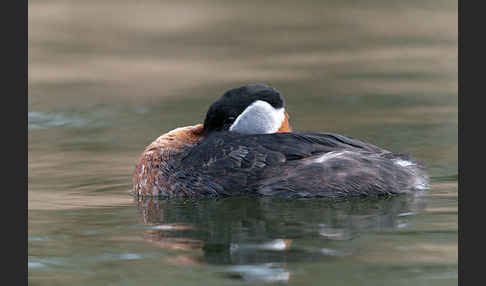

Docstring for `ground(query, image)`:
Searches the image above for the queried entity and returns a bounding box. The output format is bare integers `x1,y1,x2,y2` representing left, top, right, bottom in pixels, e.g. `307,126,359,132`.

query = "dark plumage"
132,84,429,198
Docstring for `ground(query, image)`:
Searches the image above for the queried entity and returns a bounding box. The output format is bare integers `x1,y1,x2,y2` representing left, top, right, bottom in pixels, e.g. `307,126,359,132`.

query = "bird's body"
133,84,428,198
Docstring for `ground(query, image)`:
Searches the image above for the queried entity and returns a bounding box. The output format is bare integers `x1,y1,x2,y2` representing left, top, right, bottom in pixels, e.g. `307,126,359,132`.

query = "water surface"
29,0,457,285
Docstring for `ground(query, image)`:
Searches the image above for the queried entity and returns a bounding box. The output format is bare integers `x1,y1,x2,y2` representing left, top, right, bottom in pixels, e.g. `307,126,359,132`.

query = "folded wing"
178,132,428,197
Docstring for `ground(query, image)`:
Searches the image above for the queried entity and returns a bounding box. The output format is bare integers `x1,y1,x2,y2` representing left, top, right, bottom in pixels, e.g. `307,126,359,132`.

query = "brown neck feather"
277,112,292,133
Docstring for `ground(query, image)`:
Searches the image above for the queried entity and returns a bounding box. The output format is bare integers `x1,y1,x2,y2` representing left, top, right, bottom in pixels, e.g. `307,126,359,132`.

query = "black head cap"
202,84,284,134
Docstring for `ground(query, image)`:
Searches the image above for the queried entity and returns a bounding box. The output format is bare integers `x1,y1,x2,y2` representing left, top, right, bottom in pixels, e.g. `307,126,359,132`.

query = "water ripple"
227,263,290,283
28,111,91,130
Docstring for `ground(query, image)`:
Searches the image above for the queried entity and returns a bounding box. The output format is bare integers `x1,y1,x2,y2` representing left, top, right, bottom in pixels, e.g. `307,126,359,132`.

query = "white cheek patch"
229,100,285,134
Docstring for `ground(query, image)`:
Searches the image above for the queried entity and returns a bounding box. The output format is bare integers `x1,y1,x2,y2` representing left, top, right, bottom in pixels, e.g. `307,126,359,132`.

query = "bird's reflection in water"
135,194,426,282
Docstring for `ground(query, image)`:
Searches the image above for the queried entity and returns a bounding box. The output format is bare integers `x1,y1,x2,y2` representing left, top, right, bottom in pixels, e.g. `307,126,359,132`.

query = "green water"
29,0,457,285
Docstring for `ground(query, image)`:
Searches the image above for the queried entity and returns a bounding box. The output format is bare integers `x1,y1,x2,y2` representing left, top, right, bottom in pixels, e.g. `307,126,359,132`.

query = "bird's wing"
177,131,425,197
181,131,385,169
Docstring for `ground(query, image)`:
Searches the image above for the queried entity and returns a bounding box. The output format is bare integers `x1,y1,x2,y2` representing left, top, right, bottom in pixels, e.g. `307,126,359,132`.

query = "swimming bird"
133,84,428,198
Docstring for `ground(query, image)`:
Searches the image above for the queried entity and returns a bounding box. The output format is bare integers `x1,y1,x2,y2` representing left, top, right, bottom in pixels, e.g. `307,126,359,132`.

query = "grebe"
133,84,428,198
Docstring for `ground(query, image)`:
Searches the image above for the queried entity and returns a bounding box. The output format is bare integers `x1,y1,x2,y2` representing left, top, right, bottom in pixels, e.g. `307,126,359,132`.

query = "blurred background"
28,0,457,285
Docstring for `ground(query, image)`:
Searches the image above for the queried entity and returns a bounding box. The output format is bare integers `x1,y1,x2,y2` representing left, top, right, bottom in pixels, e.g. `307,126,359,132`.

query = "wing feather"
176,132,427,197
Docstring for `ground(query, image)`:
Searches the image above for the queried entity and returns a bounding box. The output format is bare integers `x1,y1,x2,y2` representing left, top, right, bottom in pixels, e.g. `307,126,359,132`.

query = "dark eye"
222,116,236,130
